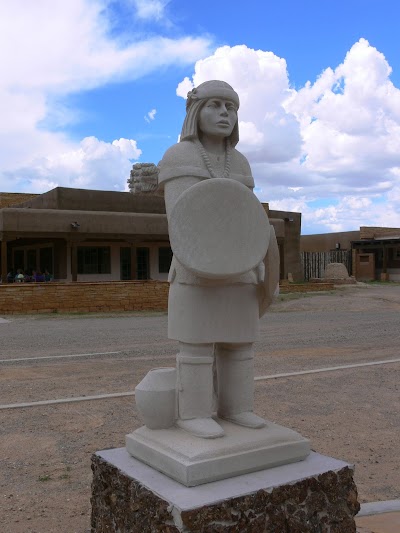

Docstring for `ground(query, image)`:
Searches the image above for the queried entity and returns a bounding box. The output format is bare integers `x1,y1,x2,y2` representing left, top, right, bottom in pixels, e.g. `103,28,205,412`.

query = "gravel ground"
0,283,399,532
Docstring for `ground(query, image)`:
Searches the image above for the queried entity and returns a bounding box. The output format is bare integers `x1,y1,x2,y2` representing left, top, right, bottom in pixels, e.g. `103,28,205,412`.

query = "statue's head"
180,80,240,147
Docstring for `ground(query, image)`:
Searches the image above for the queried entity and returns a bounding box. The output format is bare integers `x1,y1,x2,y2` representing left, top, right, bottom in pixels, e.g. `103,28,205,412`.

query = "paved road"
1,284,399,368
1,283,400,532
1,283,400,404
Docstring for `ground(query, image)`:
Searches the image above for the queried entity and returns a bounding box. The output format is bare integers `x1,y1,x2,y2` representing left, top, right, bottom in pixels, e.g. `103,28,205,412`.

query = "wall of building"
360,227,400,239
300,231,360,252
269,209,302,281
386,269,400,281
0,192,38,208
0,281,169,314
14,187,166,214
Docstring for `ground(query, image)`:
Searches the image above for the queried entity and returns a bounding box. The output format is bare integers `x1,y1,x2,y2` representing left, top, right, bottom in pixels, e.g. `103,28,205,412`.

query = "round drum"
169,178,270,279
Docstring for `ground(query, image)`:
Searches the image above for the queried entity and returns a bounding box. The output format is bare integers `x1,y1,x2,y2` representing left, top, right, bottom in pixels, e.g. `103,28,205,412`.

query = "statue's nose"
220,106,228,116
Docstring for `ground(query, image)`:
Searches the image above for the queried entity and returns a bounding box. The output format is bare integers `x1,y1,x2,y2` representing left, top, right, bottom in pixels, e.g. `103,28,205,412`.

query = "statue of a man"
158,80,279,439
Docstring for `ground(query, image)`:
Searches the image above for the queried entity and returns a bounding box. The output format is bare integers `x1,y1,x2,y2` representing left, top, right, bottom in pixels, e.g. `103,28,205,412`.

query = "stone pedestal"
125,420,310,487
91,448,360,532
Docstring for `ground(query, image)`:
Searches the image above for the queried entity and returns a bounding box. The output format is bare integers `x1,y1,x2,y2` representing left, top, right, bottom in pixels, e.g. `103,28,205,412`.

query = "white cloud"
178,45,302,164
176,77,194,98
178,41,400,232
4,137,141,193
144,108,157,123
0,0,212,191
1,2,208,94
132,0,170,21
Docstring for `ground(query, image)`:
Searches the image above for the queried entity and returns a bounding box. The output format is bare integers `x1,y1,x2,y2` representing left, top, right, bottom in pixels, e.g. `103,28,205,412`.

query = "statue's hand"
257,261,265,283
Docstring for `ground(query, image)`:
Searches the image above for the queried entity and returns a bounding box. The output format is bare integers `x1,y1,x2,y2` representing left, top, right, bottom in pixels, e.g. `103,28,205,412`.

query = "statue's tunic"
158,141,261,344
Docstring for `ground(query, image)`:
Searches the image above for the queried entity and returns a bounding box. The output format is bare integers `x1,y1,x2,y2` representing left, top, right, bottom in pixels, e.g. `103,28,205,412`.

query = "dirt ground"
0,283,399,532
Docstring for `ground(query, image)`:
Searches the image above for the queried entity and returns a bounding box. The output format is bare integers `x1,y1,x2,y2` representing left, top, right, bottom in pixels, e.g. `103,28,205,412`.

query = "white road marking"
0,351,121,363
254,357,400,381
1,357,400,410
0,392,134,409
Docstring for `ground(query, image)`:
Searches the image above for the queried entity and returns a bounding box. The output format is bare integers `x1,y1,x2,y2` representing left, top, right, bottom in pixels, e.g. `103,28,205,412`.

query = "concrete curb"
358,499,400,517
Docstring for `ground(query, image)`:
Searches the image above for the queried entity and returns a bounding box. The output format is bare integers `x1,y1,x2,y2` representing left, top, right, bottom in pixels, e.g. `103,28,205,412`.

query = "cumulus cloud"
0,0,212,191
144,108,157,123
177,45,302,163
178,41,400,232
4,137,141,193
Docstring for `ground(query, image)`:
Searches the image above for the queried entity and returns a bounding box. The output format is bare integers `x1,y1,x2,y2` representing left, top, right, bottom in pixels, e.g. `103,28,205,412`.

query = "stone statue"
154,80,280,439
127,82,308,486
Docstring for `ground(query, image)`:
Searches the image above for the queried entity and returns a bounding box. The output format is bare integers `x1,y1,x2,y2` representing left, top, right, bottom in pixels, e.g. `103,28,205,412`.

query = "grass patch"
275,291,335,303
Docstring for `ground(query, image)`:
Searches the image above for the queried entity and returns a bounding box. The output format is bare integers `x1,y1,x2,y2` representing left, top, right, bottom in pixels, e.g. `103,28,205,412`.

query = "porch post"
382,244,388,281
71,242,78,282
1,239,7,283
130,245,137,280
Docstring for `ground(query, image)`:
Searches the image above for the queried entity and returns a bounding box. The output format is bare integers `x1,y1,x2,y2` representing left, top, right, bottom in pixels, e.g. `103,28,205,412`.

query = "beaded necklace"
195,139,232,179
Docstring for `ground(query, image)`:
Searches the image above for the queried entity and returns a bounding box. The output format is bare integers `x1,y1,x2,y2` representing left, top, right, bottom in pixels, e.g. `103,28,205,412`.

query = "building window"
158,247,173,273
77,247,111,274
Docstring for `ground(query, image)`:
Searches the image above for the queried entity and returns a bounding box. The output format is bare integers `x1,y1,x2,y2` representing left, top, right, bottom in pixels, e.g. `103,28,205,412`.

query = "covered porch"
0,208,169,283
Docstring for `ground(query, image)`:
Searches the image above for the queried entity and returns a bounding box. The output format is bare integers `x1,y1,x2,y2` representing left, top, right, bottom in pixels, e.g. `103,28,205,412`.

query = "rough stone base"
91,448,360,532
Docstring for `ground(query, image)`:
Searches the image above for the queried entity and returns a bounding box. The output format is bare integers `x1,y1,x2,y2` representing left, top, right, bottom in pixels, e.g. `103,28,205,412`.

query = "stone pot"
135,367,176,429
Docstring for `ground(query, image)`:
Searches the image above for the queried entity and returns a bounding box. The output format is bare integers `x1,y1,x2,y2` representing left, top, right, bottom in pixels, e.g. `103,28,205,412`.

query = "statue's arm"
163,176,202,284
158,142,207,220
164,177,201,220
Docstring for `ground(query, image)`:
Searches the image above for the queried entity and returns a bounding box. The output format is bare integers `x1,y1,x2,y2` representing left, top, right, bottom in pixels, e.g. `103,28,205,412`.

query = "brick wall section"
0,281,170,314
0,281,333,314
0,192,38,208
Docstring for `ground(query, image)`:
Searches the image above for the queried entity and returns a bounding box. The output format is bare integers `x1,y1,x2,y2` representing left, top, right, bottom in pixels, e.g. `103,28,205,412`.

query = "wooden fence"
301,250,352,281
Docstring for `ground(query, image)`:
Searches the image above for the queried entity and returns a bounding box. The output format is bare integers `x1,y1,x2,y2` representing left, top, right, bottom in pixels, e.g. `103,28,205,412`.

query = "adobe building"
0,187,302,284
300,231,360,253
301,227,400,281
352,227,400,281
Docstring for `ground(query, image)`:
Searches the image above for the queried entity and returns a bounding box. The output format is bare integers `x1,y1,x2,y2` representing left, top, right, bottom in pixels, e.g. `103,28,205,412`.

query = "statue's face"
198,98,237,139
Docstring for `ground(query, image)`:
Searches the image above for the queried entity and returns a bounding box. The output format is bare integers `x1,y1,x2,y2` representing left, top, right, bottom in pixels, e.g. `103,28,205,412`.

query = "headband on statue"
186,80,240,110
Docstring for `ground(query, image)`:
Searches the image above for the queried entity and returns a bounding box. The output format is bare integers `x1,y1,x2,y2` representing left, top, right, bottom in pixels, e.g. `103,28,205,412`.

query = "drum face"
169,179,270,279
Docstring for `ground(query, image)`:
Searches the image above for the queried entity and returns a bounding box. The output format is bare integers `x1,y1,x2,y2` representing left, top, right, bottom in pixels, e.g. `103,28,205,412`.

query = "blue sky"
2,0,400,234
